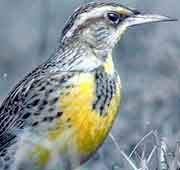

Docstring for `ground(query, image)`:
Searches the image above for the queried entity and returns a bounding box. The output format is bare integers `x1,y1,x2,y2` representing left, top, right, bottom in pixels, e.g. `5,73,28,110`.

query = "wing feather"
0,69,75,151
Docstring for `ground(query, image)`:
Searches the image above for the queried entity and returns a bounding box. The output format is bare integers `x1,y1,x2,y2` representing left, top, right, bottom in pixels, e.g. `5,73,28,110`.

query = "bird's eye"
106,12,127,25
106,12,121,24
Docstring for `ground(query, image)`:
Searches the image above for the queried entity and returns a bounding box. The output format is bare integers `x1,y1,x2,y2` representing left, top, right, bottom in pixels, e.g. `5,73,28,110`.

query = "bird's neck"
49,41,115,74
102,53,115,75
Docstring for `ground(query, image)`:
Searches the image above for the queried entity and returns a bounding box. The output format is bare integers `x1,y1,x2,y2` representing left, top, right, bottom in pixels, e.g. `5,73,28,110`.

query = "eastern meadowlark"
0,1,176,170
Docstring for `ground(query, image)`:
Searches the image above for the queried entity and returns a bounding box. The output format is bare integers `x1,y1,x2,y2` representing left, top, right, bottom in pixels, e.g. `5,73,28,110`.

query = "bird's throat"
103,53,115,75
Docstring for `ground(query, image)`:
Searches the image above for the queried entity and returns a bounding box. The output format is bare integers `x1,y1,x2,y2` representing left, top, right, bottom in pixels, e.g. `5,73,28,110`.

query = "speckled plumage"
0,1,150,170
0,0,174,168
0,55,121,170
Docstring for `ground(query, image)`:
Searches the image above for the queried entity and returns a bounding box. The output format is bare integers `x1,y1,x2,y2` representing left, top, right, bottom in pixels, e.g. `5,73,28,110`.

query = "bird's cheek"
116,25,128,42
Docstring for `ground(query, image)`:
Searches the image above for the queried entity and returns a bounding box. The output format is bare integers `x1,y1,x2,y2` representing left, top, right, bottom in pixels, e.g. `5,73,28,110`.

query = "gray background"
0,0,179,169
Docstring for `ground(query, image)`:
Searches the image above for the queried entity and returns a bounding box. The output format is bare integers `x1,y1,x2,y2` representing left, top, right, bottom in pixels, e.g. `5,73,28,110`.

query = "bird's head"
60,1,176,61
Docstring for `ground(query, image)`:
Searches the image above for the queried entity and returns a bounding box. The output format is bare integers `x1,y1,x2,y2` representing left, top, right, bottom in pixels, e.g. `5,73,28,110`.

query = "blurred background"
0,0,179,169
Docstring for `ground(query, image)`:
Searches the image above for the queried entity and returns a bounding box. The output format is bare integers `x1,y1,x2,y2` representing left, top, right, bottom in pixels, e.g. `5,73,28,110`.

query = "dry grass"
107,131,180,170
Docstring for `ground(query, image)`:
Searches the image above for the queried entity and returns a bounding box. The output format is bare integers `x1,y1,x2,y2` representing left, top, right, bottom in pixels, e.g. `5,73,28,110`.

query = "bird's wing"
0,70,75,148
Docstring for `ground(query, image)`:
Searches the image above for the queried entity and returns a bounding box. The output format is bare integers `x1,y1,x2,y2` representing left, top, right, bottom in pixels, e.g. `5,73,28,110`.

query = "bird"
0,1,176,170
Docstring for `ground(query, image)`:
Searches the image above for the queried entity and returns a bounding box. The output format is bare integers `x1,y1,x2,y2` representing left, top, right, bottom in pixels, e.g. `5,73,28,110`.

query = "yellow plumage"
48,55,121,157
26,50,121,169
0,2,174,170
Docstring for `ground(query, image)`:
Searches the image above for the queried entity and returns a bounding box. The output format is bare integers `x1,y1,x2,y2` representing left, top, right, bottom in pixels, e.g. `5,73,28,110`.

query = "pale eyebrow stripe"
62,6,131,42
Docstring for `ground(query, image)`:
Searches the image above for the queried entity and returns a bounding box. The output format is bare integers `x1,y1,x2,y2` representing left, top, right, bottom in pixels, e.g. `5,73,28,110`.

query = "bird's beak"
125,13,178,27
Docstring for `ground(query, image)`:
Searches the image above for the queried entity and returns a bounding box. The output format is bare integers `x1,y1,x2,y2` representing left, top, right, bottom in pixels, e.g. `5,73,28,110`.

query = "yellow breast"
47,56,121,158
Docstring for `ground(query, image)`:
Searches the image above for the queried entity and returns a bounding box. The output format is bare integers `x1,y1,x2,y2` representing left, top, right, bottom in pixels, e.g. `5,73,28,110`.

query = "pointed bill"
125,14,178,27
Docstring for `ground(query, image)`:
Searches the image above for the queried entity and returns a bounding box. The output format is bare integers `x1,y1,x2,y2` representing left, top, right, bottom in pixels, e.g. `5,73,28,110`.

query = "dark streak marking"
22,112,31,119
57,112,63,118
93,67,117,116
32,121,39,127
